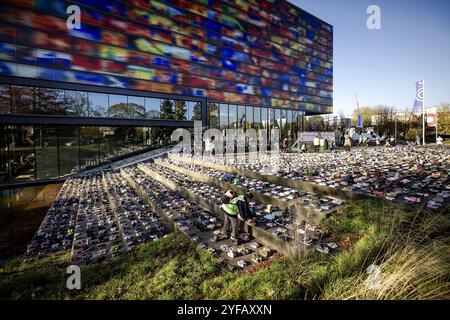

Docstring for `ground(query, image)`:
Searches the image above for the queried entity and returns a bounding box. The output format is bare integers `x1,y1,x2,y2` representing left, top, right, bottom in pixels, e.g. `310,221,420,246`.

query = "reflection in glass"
228,104,237,129
99,126,117,162
173,100,187,120
245,106,253,129
35,125,58,180
80,126,99,170
88,92,108,117
237,105,245,129
11,86,35,114
145,98,161,119
219,103,228,131
0,84,11,114
254,107,261,130
192,102,202,121
160,99,174,119
59,126,80,176
208,102,219,129
275,109,281,129
108,94,128,118
261,107,268,129
35,88,65,115
66,90,88,116
4,125,35,183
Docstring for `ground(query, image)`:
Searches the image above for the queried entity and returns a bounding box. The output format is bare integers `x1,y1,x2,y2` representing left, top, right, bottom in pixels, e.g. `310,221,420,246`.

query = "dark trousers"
222,212,239,239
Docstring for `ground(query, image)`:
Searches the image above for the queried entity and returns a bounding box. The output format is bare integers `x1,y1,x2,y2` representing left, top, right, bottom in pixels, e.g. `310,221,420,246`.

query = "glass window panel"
0,125,8,184
5,125,35,183
9,126,33,182
108,94,128,118
245,106,253,129
115,126,133,156
208,102,219,129
160,99,175,119
228,104,237,129
35,125,58,180
35,88,65,115
0,84,11,114
173,100,187,120
65,90,88,117
88,92,108,117
11,86,35,114
261,107,268,129
275,109,281,129
237,105,245,129
254,107,261,130
145,98,161,119
192,102,202,121
219,103,228,131
80,126,99,171
58,126,80,177
126,95,146,119
99,126,117,163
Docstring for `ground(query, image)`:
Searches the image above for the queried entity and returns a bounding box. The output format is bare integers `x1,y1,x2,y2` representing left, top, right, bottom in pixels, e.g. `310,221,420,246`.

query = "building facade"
0,0,333,186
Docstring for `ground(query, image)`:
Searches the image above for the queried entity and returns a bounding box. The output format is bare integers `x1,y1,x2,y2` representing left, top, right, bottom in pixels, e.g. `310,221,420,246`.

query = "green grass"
1,200,449,300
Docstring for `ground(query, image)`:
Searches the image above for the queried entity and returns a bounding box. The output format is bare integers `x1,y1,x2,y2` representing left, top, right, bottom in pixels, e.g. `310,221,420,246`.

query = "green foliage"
173,101,187,120
193,102,202,121
107,103,146,119
1,201,448,300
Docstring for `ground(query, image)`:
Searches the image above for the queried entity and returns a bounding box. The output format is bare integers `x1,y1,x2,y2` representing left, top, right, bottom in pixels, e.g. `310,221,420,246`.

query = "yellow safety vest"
221,195,244,216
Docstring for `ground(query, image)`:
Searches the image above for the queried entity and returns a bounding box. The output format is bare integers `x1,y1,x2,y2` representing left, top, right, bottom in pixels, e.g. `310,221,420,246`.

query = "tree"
160,99,174,120
437,103,450,136
193,102,202,121
174,100,186,120
66,91,89,116
107,102,146,119
153,99,174,145
107,103,146,142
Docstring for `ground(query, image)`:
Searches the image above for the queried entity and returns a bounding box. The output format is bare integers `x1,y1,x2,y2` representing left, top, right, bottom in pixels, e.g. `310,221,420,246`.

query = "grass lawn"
1,199,448,300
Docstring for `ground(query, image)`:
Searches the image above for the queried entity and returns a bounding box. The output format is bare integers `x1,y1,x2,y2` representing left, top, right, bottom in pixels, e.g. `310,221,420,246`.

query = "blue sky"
293,0,450,116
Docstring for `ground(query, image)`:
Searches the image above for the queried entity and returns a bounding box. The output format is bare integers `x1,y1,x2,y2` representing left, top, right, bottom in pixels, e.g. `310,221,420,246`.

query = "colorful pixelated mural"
0,0,333,113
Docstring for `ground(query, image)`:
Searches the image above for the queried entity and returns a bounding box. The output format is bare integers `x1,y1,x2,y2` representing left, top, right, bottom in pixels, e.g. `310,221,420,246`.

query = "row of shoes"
123,166,221,241
25,178,84,261
124,166,277,271
189,146,449,209
164,159,301,202
25,170,170,265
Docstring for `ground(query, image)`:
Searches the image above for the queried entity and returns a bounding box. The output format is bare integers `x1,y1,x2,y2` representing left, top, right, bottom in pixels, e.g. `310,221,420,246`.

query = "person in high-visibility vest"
220,192,255,244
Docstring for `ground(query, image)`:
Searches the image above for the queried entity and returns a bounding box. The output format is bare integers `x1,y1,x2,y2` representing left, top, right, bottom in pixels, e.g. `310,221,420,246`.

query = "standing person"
313,135,320,153
344,136,352,151
220,192,255,244
324,138,329,151
282,138,289,151
416,135,421,146
319,136,325,151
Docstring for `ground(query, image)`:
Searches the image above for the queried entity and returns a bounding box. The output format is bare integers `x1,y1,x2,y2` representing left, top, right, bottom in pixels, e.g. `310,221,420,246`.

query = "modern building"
0,0,333,187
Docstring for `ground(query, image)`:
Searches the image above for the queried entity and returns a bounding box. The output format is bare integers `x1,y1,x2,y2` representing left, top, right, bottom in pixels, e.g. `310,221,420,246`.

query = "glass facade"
0,84,197,120
0,0,333,113
0,124,167,185
208,102,304,141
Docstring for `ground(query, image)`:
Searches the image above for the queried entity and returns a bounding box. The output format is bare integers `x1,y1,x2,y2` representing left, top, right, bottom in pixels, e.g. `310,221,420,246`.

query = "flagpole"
422,79,426,145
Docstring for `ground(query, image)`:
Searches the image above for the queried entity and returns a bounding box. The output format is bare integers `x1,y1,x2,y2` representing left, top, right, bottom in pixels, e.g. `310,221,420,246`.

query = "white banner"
298,132,335,142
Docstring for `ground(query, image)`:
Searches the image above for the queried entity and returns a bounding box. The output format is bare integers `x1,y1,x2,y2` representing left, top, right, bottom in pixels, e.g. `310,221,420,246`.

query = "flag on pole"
426,107,437,127
413,80,424,114
356,114,363,128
